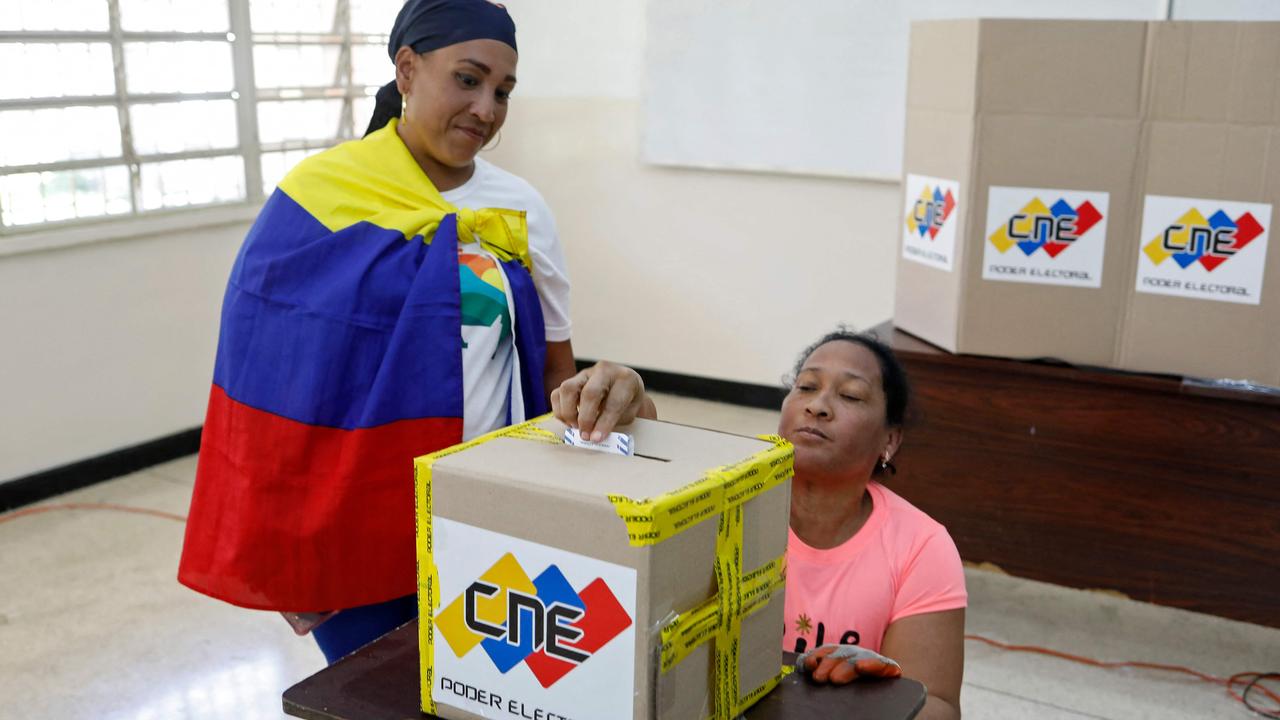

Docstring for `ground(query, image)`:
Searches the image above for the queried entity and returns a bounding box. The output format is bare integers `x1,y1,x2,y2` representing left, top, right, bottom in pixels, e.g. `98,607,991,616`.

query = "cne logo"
435,552,632,688
905,184,956,240
1143,208,1264,272
988,197,1102,258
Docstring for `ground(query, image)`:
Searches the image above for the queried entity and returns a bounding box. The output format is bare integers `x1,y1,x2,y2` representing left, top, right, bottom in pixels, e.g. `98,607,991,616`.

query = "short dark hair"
788,329,911,429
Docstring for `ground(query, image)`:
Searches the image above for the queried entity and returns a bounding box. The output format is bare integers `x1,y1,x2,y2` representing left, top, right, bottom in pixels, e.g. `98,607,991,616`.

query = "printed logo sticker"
433,518,636,719
902,174,960,271
1135,195,1271,305
982,187,1109,288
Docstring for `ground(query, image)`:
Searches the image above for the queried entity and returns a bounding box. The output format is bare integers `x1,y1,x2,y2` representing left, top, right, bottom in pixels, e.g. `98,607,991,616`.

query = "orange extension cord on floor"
4,502,1278,718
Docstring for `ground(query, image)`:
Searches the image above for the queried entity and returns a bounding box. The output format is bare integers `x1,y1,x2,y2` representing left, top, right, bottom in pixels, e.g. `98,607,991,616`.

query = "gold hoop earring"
400,92,408,122
482,130,502,151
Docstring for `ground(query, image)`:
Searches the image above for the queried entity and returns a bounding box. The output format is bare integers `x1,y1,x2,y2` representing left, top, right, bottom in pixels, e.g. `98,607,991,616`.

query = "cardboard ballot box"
414,417,794,720
896,19,1279,385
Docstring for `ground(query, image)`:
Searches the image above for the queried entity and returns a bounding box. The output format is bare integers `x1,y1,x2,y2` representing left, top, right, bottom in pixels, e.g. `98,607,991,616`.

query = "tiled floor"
2,393,1277,719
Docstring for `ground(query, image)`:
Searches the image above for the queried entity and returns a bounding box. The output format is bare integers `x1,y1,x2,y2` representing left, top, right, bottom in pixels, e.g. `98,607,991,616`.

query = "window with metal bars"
0,0,401,232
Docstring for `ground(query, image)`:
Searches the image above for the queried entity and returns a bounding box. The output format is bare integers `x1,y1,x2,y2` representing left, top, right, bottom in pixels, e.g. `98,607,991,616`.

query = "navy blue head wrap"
365,0,517,136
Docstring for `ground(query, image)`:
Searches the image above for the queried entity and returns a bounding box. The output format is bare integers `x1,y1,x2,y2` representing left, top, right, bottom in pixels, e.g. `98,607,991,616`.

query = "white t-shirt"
440,157,571,440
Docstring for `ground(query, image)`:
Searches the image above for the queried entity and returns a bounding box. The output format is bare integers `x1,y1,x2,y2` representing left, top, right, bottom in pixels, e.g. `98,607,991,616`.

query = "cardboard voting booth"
898,19,1145,368
414,416,794,720
896,19,1279,385
1119,21,1280,385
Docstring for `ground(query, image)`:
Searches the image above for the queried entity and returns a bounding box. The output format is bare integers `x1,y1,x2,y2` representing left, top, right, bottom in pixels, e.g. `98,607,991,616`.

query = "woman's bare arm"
880,608,965,720
543,340,578,404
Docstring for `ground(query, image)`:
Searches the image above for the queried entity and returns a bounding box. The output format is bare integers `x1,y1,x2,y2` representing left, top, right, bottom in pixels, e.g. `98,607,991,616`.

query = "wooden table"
879,323,1280,628
283,620,926,720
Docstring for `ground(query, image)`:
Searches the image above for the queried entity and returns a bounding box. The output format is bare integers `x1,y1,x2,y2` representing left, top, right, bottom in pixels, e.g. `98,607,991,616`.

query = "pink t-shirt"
783,481,967,654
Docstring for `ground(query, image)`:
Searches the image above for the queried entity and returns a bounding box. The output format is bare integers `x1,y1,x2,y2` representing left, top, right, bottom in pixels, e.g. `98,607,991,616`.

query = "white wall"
494,0,900,385
486,99,899,385
643,0,1169,180
0,220,247,482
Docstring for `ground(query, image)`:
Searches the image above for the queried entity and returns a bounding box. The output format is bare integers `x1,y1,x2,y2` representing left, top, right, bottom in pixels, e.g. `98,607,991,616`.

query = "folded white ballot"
563,427,635,456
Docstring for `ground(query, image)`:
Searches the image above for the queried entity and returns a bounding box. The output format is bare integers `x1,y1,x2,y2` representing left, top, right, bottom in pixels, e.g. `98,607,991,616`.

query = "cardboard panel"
1180,23,1237,122
895,109,974,350
1122,297,1277,382
1232,24,1280,124
1122,126,1279,383
958,114,1142,364
977,20,1147,119
1120,20,1280,384
907,20,980,115
1147,22,1280,124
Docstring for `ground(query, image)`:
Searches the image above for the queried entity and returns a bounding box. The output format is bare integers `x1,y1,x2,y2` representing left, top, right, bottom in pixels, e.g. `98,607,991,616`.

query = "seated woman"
554,331,966,720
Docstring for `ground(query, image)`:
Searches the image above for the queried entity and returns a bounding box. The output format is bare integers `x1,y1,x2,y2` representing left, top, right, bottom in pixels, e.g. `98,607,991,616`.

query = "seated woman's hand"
551,361,657,440
798,644,903,684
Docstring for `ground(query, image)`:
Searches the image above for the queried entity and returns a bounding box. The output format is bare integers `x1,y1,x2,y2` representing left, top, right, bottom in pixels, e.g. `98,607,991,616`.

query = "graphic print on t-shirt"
789,612,861,654
459,251,511,351
459,249,515,440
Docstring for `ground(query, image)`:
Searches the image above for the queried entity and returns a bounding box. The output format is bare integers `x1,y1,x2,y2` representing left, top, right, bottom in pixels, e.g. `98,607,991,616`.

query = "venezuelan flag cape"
179,119,547,612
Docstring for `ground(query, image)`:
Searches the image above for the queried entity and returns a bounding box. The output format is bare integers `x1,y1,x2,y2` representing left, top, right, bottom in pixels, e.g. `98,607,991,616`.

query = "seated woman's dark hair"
789,329,912,475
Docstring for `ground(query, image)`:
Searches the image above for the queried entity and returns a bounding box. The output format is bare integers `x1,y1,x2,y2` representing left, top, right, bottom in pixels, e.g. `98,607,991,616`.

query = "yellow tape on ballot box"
636,435,794,720
413,415,561,714
606,434,794,547
658,554,786,674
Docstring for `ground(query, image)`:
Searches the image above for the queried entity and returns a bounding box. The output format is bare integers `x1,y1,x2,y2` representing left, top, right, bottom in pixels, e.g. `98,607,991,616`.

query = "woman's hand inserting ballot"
552,361,657,441
797,644,903,684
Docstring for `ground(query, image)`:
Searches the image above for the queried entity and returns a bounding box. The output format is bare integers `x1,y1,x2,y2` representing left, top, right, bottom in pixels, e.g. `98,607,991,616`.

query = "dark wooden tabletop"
283,620,926,720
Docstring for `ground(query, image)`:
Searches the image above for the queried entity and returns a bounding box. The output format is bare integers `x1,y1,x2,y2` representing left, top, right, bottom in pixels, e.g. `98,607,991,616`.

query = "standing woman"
178,0,646,664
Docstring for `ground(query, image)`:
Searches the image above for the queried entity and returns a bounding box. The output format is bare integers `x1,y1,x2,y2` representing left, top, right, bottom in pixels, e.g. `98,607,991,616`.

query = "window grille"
0,0,400,232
